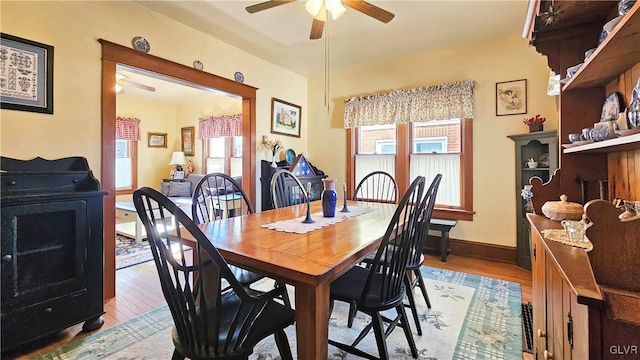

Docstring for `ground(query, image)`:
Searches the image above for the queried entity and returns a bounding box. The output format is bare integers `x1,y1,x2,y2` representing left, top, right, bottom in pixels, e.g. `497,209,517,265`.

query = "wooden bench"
429,218,458,262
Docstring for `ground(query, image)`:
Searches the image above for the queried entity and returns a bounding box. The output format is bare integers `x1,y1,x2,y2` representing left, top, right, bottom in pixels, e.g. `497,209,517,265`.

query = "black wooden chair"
345,174,443,333
328,176,426,360
403,174,442,335
133,187,295,360
353,171,397,204
192,173,290,308
270,169,308,208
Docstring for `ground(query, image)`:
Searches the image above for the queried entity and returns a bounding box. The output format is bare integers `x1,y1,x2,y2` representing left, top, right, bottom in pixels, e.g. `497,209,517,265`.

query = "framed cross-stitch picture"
0,33,54,114
496,79,527,116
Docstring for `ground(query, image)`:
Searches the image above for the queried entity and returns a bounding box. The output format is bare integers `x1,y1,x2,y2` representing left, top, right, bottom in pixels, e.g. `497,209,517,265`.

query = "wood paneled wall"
606,62,640,201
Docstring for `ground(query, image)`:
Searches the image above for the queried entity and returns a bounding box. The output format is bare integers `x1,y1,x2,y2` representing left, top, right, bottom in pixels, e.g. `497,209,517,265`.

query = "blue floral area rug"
37,266,523,359
116,235,191,270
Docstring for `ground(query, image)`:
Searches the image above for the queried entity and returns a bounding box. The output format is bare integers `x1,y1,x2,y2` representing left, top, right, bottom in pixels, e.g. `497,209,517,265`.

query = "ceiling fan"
115,72,156,94
246,0,395,40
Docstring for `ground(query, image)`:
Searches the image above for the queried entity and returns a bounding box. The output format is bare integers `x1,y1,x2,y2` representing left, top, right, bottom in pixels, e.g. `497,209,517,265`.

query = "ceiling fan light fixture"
325,0,346,20
305,0,323,17
313,4,327,21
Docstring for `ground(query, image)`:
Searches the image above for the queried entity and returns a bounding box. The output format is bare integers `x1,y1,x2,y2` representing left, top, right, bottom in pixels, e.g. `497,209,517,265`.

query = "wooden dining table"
179,200,397,359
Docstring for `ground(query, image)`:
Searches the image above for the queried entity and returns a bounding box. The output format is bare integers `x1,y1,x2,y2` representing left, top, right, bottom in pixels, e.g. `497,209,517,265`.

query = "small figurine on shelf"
521,185,535,213
523,114,546,132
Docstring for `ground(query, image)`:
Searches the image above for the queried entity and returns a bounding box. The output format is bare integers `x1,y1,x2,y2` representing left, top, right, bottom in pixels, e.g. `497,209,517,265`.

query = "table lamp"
169,151,186,178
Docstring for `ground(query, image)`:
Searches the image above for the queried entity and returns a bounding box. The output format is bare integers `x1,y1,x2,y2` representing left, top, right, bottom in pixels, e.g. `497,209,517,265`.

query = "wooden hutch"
524,1,640,359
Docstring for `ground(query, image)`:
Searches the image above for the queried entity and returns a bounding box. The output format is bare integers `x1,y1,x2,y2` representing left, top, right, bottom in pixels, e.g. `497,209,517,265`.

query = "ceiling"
134,0,530,78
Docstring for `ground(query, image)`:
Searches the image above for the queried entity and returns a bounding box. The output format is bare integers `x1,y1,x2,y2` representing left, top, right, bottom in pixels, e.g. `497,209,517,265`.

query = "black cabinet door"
1,200,88,312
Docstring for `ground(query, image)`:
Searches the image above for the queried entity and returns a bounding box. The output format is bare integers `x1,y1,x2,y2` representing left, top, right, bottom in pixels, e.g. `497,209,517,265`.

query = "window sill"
433,208,475,221
116,189,135,196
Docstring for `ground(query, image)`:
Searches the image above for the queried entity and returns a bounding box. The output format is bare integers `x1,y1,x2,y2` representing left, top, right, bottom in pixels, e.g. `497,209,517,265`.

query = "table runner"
261,205,373,234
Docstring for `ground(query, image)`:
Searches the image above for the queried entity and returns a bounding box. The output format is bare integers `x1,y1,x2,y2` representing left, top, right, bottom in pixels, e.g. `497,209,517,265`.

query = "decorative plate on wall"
234,71,244,83
131,36,150,53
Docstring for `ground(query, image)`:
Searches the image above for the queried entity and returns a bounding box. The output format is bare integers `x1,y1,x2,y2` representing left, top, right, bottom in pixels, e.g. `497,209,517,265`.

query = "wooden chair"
133,187,295,360
270,169,308,208
353,171,397,204
328,176,426,360
403,174,442,335
192,173,290,308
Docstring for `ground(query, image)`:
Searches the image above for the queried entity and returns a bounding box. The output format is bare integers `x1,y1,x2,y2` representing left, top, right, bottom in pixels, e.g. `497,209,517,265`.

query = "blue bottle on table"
321,179,337,217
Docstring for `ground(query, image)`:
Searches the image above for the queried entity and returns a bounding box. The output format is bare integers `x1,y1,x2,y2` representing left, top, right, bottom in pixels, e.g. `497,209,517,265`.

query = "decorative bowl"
542,194,584,221
527,161,539,169
568,133,582,143
566,63,583,78
584,48,596,61
619,0,637,16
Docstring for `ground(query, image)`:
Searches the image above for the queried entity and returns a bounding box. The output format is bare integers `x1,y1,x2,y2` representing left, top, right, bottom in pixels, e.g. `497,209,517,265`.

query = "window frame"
346,118,474,221
115,139,138,196
202,136,243,175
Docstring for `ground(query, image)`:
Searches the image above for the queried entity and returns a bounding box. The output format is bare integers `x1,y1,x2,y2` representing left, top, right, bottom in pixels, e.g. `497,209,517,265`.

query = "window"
348,118,473,221
355,124,396,188
205,136,242,177
410,119,461,207
115,139,137,194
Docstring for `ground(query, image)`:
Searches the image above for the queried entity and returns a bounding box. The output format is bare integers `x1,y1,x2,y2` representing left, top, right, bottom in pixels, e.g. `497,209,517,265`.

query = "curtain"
198,113,242,139
410,154,460,206
115,116,141,141
344,80,475,128
355,155,395,188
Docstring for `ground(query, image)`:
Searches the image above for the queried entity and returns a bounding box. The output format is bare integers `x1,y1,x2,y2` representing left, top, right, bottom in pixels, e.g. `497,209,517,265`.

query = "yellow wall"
307,35,558,247
0,1,308,206
116,96,177,193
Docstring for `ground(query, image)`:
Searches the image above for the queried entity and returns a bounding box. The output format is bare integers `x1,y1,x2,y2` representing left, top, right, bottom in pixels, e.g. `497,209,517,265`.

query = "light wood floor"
4,253,533,359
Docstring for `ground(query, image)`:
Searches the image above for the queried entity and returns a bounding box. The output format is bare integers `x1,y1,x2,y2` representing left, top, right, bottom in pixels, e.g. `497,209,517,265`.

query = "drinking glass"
561,220,587,243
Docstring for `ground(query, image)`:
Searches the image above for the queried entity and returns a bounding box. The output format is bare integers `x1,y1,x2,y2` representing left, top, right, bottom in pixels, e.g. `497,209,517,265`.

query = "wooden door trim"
100,39,257,298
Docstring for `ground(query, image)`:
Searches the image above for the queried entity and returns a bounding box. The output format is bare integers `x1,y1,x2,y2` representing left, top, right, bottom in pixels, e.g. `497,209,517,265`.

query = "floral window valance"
115,116,141,141
343,80,476,128
198,113,242,139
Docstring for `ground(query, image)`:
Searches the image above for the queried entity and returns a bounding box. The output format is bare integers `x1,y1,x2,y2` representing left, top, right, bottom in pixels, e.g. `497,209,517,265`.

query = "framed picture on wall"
496,79,527,116
181,126,195,156
0,33,54,114
148,132,167,148
271,98,302,138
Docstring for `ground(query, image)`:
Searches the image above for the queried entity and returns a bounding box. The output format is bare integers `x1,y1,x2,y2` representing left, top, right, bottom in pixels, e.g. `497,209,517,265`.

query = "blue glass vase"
321,179,337,218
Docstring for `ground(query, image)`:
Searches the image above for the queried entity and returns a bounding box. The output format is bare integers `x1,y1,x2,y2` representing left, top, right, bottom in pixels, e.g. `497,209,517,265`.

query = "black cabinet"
1,156,107,352
507,131,558,270
260,160,327,211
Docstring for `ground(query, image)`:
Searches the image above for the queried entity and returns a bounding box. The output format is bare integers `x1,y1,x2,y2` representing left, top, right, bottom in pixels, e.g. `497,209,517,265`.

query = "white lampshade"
169,151,186,165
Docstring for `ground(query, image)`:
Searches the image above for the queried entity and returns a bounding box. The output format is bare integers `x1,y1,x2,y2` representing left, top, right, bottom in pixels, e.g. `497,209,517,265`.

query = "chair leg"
347,301,357,328
274,329,293,360
171,349,185,360
276,281,292,308
371,312,389,360
415,268,431,309
397,304,419,358
404,273,422,336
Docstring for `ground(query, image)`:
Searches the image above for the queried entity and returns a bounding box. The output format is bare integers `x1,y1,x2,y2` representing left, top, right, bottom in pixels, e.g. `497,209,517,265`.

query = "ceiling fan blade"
310,18,325,40
246,0,297,13
343,0,395,23
120,79,156,92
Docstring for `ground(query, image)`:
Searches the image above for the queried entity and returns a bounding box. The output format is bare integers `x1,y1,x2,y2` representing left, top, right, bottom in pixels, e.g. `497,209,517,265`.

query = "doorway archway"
101,39,257,298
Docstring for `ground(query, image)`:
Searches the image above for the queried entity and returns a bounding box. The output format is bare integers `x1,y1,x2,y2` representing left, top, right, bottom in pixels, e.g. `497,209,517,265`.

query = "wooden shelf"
563,133,640,153
563,3,640,91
